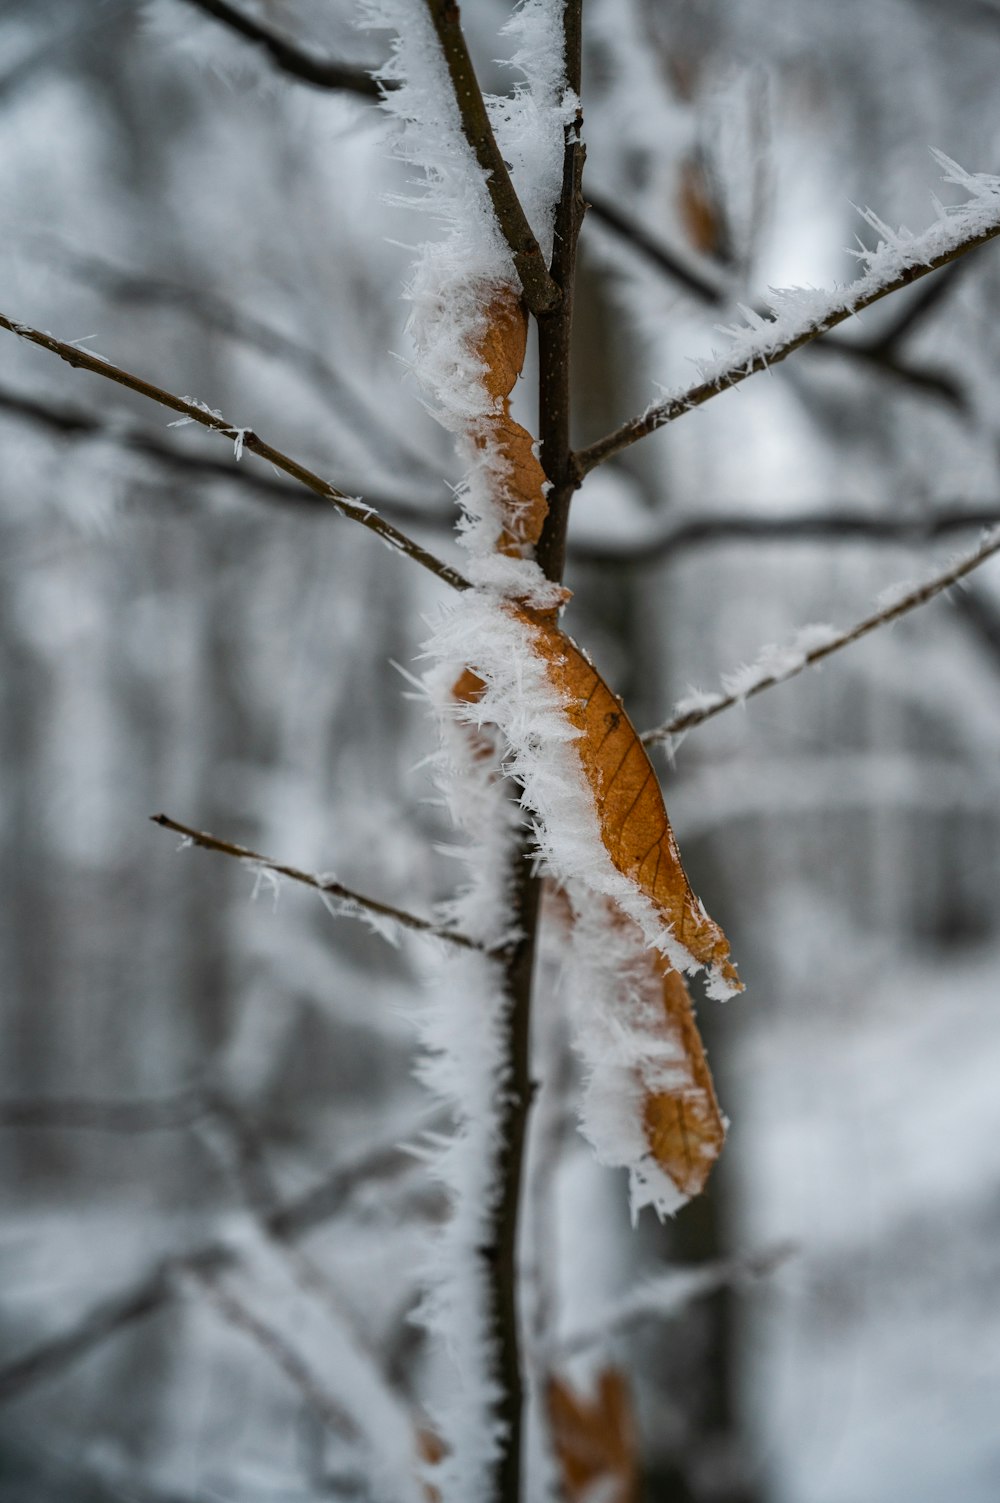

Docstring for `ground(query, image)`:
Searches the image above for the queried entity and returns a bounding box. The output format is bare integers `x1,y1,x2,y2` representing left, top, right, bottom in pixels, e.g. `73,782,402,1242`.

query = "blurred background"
1,1,999,1499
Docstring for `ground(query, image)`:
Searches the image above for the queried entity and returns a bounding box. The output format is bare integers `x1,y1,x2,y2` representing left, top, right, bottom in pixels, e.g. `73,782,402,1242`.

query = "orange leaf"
641,949,726,1197
547,1368,638,1503
471,284,549,556
515,610,741,992
677,157,726,259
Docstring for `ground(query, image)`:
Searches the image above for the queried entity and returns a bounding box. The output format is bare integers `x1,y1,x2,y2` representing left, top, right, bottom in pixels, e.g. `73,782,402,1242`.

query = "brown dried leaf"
641,951,726,1197
416,1426,447,1503
678,157,726,259
516,610,741,991
547,1368,638,1503
472,284,549,556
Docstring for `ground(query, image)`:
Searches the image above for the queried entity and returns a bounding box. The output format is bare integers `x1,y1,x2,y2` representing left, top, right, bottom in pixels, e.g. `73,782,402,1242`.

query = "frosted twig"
37,238,446,483
554,1242,796,1360
177,1261,361,1440
0,1111,441,1406
570,505,1000,567
641,528,1000,744
421,0,562,317
0,380,446,530
151,813,482,951
0,312,469,591
178,0,382,96
576,178,1000,477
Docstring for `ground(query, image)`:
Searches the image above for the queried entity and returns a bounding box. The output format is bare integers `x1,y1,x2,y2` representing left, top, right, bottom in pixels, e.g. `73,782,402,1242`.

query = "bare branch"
569,505,1000,567
151,814,483,951
585,189,729,307
0,1090,206,1133
421,0,562,317
183,1262,359,1440
0,1251,225,1407
641,529,1000,745
555,1242,796,1360
0,314,469,591
0,1113,440,1406
0,380,447,536
576,207,1000,478
37,239,447,484
177,0,382,96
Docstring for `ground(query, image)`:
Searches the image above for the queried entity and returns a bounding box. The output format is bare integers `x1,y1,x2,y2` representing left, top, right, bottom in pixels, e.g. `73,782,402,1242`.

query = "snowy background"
1,1,1000,1500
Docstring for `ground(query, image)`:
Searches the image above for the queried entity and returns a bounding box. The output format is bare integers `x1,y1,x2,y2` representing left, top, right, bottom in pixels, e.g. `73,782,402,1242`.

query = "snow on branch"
641,527,1000,747
173,0,382,95
151,814,482,951
576,156,1000,476
554,1241,796,1360
0,312,469,591
417,0,562,316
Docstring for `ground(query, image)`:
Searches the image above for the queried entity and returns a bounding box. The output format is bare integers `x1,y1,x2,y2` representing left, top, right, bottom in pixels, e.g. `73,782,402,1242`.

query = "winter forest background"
2,1,1000,1500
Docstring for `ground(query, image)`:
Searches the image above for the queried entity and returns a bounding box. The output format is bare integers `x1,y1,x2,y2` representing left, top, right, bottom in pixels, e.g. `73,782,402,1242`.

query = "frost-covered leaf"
470,283,549,557
514,608,741,991
641,955,726,1198
546,1368,638,1503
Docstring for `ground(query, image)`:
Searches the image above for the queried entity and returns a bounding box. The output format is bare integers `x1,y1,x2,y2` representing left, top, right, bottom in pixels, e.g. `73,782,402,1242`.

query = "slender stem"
489,12,586,1501
0,379,444,527
422,0,561,317
179,0,382,95
0,313,469,591
151,813,482,950
640,528,1000,744
575,218,1000,477
568,505,1000,567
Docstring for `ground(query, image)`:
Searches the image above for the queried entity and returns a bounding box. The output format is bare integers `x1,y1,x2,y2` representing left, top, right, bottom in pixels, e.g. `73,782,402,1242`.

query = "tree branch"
641,528,1000,744
177,0,381,96
0,314,469,591
568,505,1000,567
575,205,1000,478
0,1109,440,1407
151,814,482,951
483,14,586,1503
0,380,449,532
183,1261,360,1440
421,0,562,318
37,239,447,484
0,1090,206,1133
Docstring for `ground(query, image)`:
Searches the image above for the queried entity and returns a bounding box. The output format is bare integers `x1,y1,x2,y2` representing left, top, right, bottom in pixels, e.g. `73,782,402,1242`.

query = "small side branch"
178,0,381,96
569,505,1000,568
151,814,482,951
0,313,469,591
576,202,1000,477
183,1262,359,1440
422,0,561,317
641,528,1000,744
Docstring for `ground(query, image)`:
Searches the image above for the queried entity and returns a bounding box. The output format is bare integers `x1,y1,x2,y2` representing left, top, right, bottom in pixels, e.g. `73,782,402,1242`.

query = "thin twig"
178,0,381,96
36,239,447,483
421,0,561,317
151,814,483,951
0,381,447,532
0,313,469,591
554,1243,796,1361
484,12,586,1503
641,529,1000,744
575,214,1000,478
0,1251,225,1406
0,1090,206,1133
0,1112,440,1406
568,505,1000,567
183,1261,360,1440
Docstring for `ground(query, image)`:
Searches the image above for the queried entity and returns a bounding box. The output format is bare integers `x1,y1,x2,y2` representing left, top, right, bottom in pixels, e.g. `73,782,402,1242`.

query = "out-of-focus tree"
2,4,1000,1502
